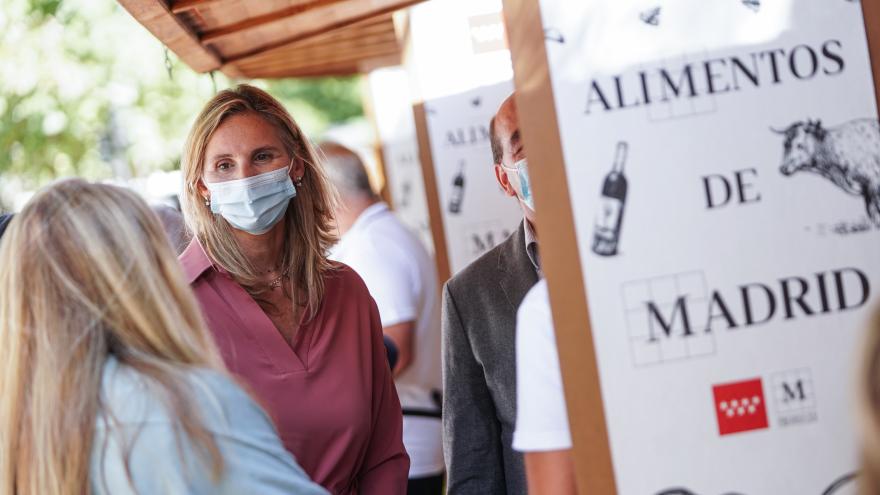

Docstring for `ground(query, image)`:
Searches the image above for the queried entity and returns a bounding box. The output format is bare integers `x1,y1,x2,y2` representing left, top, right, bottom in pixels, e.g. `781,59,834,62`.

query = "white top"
512,279,573,452
330,202,444,478
91,357,327,495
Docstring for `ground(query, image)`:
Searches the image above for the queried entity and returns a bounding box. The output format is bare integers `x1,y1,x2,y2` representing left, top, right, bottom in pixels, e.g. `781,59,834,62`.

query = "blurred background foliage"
0,0,365,209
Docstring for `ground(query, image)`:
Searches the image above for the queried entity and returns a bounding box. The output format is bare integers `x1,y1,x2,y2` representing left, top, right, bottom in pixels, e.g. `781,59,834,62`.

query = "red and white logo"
712,378,769,436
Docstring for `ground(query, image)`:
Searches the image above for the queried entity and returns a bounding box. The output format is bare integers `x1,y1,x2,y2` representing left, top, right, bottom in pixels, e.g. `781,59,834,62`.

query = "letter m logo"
622,272,717,366
646,296,693,342
781,380,806,404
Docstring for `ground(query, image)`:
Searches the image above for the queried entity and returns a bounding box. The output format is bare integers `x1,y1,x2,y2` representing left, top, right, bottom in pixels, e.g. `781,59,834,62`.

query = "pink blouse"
180,240,409,495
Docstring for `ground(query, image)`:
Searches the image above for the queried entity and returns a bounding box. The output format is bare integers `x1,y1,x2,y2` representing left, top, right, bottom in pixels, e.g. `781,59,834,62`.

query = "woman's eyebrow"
251,146,282,155
209,146,281,162
210,153,234,162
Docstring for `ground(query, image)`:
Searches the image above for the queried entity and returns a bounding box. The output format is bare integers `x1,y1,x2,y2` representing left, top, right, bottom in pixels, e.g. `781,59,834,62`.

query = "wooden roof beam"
234,20,395,62
200,0,349,44
221,0,425,65
238,53,400,78
169,0,225,15
236,40,398,72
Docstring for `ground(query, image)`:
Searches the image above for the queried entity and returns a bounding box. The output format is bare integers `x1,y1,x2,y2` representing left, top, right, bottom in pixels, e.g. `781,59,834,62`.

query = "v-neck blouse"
180,240,409,495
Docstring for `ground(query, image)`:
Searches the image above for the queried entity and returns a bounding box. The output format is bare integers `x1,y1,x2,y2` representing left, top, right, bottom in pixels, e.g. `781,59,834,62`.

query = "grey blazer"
442,221,539,495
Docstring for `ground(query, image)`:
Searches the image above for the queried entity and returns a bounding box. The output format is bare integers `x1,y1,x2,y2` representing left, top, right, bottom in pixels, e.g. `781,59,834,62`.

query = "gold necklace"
267,267,290,290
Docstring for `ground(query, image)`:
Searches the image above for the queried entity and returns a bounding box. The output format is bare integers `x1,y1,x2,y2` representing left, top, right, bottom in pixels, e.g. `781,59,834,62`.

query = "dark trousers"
407,473,444,495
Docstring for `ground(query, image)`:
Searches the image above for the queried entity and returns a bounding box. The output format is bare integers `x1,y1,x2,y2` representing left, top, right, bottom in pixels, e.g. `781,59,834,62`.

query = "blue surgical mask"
205,166,296,235
504,158,534,211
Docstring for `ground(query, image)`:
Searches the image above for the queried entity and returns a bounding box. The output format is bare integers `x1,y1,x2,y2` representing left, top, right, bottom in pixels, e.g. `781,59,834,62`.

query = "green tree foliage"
0,0,364,206
268,77,364,124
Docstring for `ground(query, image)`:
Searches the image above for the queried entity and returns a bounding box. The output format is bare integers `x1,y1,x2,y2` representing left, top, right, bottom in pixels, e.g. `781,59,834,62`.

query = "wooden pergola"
118,0,424,79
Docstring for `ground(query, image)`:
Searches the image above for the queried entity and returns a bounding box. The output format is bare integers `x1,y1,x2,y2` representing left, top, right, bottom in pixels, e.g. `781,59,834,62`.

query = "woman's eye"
255,152,271,161
217,162,232,170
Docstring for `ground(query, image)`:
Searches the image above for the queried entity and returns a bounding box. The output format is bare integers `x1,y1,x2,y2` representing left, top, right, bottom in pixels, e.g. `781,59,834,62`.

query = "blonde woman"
862,305,880,493
0,179,327,495
179,85,408,494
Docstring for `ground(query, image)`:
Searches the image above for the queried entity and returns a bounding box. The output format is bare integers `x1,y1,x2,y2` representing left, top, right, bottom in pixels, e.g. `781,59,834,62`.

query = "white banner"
367,67,434,252
424,81,523,274
536,1,880,493
407,0,512,100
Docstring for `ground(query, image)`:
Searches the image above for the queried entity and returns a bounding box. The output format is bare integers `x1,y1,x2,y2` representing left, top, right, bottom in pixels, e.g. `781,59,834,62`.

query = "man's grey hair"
489,116,503,166
318,142,377,200
151,203,192,255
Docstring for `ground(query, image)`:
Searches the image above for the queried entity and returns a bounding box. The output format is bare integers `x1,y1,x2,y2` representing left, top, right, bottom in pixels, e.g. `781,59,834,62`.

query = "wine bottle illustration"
400,181,412,208
449,161,466,214
592,142,628,256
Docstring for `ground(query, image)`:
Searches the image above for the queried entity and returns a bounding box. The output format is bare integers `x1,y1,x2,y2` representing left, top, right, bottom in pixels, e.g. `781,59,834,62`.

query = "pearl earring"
295,177,303,187
204,197,210,206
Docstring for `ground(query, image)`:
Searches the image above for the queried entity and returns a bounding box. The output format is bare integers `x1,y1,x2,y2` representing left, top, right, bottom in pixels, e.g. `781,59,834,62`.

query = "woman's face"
198,112,305,195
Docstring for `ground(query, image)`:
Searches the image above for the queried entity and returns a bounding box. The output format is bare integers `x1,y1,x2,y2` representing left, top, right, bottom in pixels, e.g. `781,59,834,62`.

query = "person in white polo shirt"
514,278,576,495
321,142,444,495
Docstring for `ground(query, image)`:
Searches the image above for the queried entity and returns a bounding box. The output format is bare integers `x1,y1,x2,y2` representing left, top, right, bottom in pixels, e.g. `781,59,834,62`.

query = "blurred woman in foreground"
0,179,326,495
861,303,880,494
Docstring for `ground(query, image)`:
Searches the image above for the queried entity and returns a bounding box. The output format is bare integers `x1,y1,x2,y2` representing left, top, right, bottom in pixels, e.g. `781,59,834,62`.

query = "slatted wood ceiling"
118,0,422,78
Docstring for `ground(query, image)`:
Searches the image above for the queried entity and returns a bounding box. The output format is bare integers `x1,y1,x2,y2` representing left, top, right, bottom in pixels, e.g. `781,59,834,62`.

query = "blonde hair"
862,304,880,493
0,179,226,495
181,84,337,317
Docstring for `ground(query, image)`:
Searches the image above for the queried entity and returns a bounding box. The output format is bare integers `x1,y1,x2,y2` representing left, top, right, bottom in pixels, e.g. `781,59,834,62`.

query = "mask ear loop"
499,160,526,201
498,160,521,189
499,157,527,172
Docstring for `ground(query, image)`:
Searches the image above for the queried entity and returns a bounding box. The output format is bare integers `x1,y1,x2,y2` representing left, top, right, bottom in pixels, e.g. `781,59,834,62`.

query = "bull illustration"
773,118,880,224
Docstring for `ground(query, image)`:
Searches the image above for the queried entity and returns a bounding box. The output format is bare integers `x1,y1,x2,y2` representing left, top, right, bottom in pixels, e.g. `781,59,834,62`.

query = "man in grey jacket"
442,92,540,494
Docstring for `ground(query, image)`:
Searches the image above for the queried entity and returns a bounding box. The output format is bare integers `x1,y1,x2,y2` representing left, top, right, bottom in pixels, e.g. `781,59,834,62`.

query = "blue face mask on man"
205,165,297,235
502,158,534,211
